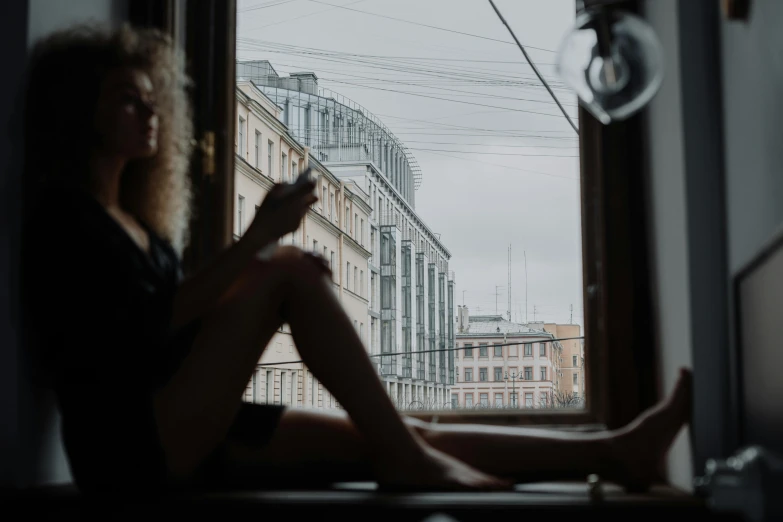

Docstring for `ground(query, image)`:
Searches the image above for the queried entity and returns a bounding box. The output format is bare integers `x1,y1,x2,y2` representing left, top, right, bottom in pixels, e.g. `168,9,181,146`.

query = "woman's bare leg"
218,369,691,492
155,247,507,490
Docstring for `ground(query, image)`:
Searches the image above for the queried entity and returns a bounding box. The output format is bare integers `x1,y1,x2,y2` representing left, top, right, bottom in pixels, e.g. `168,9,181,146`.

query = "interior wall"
721,0,783,275
644,0,733,490
642,0,694,492
0,0,128,488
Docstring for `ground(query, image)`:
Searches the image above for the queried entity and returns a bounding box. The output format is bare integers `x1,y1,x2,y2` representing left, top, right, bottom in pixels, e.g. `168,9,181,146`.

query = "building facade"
234,62,456,409
541,322,585,403
453,308,557,409
234,80,371,410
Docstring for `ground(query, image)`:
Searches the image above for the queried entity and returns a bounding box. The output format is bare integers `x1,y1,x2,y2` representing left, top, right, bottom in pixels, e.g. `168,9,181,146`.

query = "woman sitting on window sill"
21,24,691,498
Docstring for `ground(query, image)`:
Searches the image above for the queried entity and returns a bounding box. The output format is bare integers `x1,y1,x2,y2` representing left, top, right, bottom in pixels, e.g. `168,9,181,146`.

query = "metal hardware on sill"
191,131,216,176
694,445,783,521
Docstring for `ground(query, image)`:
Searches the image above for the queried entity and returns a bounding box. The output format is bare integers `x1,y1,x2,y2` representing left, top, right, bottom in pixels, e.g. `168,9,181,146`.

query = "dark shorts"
165,320,287,490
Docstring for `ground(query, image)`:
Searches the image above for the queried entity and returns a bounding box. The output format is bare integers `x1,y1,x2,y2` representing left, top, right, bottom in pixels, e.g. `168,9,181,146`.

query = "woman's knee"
269,246,331,285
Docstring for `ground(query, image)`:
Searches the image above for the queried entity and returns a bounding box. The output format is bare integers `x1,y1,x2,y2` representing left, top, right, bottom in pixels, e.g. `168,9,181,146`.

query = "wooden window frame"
153,0,655,431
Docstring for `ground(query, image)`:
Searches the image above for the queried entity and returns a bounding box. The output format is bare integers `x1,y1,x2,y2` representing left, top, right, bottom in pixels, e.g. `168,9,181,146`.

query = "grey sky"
237,0,583,328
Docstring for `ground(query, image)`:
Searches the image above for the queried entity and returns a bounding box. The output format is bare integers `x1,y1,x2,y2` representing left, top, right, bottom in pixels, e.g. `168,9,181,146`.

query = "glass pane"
236,0,584,413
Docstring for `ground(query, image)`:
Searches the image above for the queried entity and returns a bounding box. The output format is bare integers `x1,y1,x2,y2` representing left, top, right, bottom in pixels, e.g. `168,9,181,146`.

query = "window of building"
479,368,487,382
330,251,335,271
292,161,298,179
359,323,364,343
237,194,245,235
323,246,328,262
280,372,286,405
268,141,274,177
310,372,316,406
479,343,488,357
524,343,532,356
322,186,327,213
354,266,358,293
463,343,473,357
479,393,489,407
345,206,350,231
540,342,546,357
451,394,458,408
346,262,351,290
254,130,260,168
573,373,578,385
331,193,335,221
313,239,318,253
291,371,297,407
238,117,245,157
524,367,532,380
540,367,547,381
573,355,578,367
266,370,273,404
465,393,474,408
494,393,503,408
540,392,548,407
494,367,503,381
360,219,364,246
464,368,473,382
494,344,502,357
360,270,364,297
525,393,533,408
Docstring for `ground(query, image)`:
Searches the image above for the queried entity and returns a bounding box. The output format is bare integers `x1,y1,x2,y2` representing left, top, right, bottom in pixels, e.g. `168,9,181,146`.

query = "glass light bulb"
556,8,664,125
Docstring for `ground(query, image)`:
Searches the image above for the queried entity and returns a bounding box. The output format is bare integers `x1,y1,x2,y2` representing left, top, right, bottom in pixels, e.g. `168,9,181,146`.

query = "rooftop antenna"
508,244,512,321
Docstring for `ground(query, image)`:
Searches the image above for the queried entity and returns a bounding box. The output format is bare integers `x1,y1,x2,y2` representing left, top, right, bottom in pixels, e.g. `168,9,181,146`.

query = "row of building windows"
459,366,568,383
457,342,549,359
451,391,551,408
247,369,343,408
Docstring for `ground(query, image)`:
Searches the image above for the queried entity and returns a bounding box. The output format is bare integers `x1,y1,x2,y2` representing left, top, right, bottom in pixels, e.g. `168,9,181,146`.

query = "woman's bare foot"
374,441,513,492
605,368,693,492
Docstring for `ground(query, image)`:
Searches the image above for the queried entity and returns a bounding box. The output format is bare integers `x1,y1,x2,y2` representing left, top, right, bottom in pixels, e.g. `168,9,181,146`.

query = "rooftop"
459,315,553,337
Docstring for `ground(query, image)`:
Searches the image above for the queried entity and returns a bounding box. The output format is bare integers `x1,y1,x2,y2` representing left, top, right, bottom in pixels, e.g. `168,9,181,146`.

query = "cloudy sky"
237,0,583,329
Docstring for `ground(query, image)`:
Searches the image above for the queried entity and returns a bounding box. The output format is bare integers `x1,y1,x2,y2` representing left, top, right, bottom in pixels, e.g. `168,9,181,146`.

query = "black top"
22,185,189,495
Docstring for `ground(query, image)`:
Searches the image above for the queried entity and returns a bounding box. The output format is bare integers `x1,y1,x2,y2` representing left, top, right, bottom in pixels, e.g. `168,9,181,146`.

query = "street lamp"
505,370,521,408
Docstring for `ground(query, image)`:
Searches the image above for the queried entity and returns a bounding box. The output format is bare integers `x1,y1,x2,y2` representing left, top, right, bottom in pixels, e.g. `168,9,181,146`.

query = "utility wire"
242,0,370,31
406,148,578,157
304,0,556,53
488,0,579,135
257,336,585,366
239,0,299,12
416,149,579,181
321,78,578,119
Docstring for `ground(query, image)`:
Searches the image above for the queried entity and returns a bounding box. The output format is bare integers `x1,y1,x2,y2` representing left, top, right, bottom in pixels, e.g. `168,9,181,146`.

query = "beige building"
233,80,371,410
452,309,557,409
541,322,585,403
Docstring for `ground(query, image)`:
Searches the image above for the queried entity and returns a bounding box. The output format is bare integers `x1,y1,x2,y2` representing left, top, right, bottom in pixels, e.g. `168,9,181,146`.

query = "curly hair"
23,23,194,254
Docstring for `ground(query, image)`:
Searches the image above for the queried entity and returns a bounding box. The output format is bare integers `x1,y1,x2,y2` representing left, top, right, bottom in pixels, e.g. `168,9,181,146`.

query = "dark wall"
1,0,128,488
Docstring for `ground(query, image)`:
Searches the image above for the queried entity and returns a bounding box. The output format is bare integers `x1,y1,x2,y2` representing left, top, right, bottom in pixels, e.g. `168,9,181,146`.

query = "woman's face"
93,67,159,159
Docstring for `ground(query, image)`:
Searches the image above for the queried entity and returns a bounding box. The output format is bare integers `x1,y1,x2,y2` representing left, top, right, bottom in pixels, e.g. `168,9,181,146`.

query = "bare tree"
551,390,585,409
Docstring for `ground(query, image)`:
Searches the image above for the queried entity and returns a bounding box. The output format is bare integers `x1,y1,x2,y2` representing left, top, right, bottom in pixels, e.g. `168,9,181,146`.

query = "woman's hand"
244,180,317,248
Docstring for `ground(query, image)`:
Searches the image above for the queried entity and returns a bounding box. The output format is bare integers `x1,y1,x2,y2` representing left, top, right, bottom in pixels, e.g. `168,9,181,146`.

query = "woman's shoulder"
24,185,126,265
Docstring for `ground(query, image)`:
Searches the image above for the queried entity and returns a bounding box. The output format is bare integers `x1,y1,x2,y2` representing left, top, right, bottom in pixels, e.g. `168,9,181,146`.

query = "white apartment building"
237,60,456,409
453,308,557,409
234,80,371,411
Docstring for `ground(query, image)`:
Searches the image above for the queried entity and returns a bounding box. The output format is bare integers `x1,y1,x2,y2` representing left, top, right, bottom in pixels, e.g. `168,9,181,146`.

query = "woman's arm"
170,181,317,329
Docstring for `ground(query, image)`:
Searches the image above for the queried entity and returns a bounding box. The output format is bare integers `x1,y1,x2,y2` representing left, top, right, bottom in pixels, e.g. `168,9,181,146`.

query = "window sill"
10,482,724,521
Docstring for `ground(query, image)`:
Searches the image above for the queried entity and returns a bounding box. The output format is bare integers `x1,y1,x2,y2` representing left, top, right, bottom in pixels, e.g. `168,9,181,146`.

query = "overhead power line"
406,148,579,157
242,0,370,30
488,0,580,135
239,0,299,12
256,336,585,366
304,0,556,53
